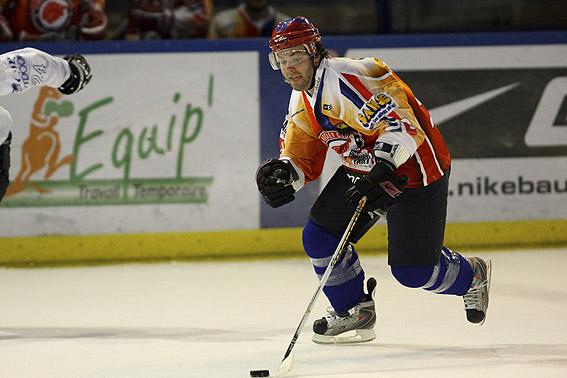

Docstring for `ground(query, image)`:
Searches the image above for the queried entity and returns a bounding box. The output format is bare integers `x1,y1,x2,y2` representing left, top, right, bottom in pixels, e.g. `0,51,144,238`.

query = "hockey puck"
250,369,270,377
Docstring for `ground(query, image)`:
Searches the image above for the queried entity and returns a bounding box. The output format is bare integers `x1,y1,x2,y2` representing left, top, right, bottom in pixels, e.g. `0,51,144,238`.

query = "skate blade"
479,259,492,326
312,328,375,345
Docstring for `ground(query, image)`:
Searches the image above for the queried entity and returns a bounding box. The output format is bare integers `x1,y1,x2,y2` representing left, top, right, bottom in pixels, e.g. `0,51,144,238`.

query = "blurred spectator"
125,0,211,40
0,0,107,42
208,0,288,39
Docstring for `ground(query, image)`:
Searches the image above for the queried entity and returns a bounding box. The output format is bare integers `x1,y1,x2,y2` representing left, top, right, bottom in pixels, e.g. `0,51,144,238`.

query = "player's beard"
284,70,314,92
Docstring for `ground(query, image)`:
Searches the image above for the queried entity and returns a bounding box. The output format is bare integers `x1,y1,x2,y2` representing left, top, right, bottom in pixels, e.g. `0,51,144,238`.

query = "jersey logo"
31,0,73,33
6,54,29,93
356,93,397,130
379,181,403,198
319,130,349,148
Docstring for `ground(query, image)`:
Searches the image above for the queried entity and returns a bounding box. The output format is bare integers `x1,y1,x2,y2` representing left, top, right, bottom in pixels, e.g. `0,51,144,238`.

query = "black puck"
250,369,270,377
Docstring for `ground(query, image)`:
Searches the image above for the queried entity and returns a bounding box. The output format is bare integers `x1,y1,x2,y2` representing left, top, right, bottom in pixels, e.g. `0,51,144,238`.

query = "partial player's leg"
0,134,10,202
387,171,492,324
304,166,380,344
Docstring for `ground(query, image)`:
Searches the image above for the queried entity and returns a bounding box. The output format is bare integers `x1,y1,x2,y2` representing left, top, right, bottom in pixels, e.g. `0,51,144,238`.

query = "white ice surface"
1,248,566,377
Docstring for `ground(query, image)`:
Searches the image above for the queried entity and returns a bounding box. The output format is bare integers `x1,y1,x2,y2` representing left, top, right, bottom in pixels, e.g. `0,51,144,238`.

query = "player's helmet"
268,16,321,70
269,16,320,51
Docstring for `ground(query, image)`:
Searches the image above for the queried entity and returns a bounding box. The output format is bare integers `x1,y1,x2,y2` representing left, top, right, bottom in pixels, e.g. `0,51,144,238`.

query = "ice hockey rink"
1,248,566,378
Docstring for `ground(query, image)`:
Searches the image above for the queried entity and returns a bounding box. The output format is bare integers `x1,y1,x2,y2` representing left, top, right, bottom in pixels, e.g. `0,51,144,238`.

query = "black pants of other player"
0,134,11,202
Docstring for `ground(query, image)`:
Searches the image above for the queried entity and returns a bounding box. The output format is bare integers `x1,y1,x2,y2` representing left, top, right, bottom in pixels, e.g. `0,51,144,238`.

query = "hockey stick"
275,196,368,377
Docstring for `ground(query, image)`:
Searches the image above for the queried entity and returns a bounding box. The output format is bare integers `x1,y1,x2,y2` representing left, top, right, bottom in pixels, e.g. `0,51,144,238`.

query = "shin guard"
302,219,365,313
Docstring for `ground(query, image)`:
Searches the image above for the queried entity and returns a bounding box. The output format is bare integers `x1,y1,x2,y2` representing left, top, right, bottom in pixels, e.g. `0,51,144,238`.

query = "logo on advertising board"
400,69,567,201
1,76,216,208
399,69,567,158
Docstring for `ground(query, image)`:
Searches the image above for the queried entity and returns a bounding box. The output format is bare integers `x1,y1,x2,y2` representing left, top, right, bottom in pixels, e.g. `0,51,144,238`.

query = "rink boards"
0,32,566,264
1,220,567,266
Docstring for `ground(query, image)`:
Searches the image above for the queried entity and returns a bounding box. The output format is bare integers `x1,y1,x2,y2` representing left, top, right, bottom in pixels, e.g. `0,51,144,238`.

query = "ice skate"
463,257,492,325
312,277,377,344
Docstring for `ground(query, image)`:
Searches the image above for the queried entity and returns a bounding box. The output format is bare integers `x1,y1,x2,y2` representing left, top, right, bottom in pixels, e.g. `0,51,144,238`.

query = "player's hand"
345,159,407,211
256,159,296,208
59,55,92,95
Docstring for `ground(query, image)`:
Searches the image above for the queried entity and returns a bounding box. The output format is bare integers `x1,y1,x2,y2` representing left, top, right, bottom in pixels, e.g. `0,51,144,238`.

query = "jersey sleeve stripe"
415,135,445,185
314,70,337,131
301,92,323,135
339,79,365,108
341,73,373,101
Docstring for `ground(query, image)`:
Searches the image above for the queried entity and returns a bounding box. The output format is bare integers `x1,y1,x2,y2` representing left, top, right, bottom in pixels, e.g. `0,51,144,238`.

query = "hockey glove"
59,55,92,95
256,159,297,208
345,159,408,211
0,132,12,202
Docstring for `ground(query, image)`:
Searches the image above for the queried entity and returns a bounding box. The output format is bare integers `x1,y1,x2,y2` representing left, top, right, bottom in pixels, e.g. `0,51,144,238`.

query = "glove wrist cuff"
280,157,305,191
366,159,395,183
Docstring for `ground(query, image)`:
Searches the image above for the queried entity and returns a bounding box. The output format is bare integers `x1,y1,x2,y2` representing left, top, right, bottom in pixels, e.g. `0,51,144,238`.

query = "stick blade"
275,351,295,377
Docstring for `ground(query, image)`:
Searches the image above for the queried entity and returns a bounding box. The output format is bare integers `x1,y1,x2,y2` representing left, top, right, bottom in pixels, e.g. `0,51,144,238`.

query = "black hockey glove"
58,55,92,95
345,159,408,211
256,159,297,208
0,132,12,203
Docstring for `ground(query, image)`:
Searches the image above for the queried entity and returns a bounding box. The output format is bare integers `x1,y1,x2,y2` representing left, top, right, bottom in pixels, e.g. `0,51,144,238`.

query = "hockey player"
256,17,492,344
0,47,92,202
208,0,287,39
0,0,107,41
126,0,212,40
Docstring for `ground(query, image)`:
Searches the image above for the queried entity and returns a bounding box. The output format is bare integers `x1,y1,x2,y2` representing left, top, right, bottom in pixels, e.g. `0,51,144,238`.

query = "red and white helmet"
268,16,321,70
269,16,320,51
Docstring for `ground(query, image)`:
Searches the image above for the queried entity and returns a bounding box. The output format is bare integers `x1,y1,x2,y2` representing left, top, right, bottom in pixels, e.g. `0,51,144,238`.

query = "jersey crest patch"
356,93,397,130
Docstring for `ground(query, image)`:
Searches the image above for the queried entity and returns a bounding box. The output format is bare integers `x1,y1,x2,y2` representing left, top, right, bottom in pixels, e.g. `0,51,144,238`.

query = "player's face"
276,47,315,91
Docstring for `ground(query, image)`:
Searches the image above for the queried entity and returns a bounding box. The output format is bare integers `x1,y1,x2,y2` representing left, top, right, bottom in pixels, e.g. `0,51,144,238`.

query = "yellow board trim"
1,219,566,266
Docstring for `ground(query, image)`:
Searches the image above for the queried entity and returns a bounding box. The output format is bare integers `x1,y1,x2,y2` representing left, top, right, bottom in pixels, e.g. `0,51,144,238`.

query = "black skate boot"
463,257,492,324
312,277,377,344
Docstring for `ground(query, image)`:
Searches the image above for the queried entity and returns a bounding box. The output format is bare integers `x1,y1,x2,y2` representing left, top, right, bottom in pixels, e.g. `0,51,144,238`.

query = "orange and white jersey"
279,57,451,189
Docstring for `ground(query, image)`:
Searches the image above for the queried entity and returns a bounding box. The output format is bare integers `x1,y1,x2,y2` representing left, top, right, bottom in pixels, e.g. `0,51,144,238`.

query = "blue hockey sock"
391,247,473,296
424,247,474,295
302,219,365,313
